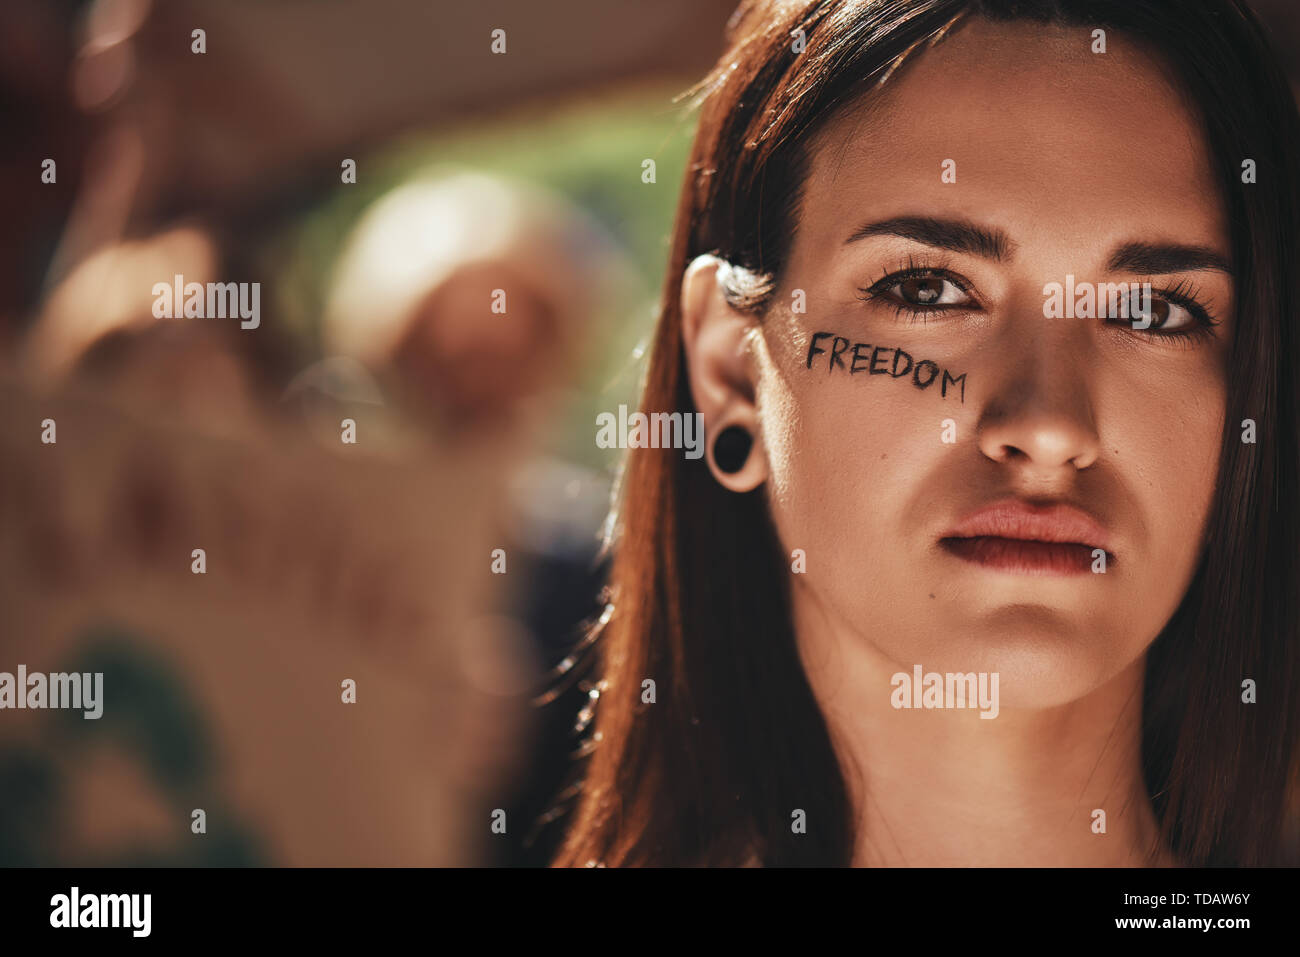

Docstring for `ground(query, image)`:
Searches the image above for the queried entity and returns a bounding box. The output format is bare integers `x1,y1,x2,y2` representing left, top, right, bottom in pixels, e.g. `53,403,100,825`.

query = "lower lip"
939,536,1104,575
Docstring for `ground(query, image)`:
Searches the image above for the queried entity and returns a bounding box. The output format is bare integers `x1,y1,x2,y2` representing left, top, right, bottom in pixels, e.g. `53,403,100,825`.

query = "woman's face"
752,19,1234,707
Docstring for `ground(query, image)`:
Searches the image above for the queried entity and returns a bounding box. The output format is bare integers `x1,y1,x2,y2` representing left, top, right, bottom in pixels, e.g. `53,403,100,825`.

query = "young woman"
552,0,1300,866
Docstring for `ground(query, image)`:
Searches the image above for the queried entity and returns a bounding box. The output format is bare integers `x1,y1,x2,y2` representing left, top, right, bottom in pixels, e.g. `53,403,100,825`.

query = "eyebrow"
844,215,1013,261
844,215,1234,277
1106,241,1233,275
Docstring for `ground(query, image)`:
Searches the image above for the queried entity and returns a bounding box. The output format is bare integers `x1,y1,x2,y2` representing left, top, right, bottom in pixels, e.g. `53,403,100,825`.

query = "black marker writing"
805,331,966,402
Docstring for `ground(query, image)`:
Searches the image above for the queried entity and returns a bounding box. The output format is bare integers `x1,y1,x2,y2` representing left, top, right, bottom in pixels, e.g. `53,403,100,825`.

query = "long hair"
552,0,1300,866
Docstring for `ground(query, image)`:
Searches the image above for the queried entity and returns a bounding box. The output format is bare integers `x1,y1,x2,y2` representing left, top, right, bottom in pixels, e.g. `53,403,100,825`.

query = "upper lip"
940,498,1113,552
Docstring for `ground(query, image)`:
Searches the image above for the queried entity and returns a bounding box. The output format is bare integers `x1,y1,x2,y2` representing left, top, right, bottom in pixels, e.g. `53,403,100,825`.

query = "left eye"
883,275,972,308
1111,291,1195,331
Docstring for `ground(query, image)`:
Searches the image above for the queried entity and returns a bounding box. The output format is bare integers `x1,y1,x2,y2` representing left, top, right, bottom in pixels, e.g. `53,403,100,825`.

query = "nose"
976,324,1101,474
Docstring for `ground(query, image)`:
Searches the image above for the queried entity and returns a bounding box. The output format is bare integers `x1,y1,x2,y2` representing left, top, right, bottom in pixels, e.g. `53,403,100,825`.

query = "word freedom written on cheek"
806,331,966,403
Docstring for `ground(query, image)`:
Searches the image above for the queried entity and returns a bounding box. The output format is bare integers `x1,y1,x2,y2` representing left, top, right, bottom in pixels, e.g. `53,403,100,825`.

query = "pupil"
907,278,941,304
1130,294,1170,326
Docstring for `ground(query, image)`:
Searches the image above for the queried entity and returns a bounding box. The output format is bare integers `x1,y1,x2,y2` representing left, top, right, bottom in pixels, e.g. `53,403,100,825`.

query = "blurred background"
0,0,1297,867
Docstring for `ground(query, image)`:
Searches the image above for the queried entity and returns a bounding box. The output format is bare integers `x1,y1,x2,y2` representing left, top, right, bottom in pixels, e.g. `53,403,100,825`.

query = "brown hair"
552,0,1300,866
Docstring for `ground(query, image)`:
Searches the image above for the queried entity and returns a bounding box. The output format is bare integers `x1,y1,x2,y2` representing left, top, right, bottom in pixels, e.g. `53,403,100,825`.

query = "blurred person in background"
322,171,620,432
0,8,594,866
19,224,296,439
322,170,636,863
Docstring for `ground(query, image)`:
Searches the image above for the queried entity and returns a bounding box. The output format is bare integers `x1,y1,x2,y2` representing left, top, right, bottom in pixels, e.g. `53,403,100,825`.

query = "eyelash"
856,261,1221,345
1141,277,1218,344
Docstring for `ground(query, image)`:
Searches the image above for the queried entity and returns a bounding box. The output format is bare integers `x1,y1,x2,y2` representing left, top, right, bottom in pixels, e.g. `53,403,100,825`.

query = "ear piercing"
712,425,752,474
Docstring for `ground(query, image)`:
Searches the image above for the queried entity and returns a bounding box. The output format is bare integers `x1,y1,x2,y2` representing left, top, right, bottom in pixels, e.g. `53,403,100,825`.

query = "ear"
680,254,769,492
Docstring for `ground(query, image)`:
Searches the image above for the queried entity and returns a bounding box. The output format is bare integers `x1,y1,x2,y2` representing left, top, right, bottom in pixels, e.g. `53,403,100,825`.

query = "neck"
791,588,1175,867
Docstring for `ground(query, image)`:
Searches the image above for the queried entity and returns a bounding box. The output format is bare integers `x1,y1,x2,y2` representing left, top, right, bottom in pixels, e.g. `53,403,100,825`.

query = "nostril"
998,444,1028,462
979,416,1101,471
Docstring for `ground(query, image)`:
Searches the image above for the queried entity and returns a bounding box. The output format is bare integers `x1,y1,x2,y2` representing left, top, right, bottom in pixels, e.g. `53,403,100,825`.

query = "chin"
888,604,1130,710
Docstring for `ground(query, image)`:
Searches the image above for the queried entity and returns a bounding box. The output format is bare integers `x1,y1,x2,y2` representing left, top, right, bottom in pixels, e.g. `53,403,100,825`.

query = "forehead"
799,18,1226,257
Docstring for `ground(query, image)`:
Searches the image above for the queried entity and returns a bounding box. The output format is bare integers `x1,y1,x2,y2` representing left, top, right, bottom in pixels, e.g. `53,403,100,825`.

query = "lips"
939,500,1113,576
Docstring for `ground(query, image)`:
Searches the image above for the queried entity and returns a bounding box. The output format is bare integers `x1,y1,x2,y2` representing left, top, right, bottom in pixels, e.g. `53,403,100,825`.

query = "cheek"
757,345,950,601
1110,369,1226,605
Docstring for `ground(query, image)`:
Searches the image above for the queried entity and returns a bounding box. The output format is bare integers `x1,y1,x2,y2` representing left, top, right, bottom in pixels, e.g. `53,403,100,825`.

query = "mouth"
938,500,1113,577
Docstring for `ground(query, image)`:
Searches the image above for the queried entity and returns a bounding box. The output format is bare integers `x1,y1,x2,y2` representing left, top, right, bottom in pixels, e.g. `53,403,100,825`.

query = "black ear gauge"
712,425,753,474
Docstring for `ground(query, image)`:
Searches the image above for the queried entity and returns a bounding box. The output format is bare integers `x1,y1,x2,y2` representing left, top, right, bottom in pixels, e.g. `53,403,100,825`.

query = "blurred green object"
0,627,265,867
